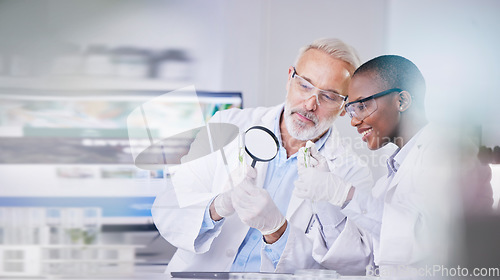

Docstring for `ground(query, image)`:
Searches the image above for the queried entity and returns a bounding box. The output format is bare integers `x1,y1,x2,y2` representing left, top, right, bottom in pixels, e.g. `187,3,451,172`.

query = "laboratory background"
0,0,499,278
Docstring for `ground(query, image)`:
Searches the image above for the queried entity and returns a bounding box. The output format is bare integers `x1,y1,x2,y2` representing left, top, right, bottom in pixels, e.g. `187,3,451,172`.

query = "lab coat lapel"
386,125,431,192
386,149,416,192
286,192,305,219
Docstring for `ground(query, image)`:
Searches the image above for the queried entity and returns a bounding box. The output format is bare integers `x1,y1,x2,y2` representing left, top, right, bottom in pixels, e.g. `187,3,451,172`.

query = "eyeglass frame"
291,67,347,109
344,88,403,120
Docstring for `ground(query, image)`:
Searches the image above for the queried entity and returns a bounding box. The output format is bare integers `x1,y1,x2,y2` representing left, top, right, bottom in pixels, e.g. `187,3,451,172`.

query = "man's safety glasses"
291,67,347,110
344,88,402,121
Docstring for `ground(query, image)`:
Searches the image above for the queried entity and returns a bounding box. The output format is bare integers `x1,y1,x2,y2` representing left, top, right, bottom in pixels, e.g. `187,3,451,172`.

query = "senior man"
152,38,373,275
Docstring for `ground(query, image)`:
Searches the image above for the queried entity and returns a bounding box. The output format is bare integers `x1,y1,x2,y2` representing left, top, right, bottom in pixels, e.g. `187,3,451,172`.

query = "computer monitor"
0,88,242,231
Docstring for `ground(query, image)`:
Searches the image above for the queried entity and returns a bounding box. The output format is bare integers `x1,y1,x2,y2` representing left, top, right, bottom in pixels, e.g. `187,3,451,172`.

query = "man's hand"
232,166,287,239
294,141,353,207
210,165,248,221
211,191,234,221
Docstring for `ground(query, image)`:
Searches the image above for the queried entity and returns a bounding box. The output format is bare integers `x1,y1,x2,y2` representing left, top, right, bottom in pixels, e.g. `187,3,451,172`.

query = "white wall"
255,0,389,107
253,0,395,177
46,0,229,91
23,0,388,104
1,0,396,177
386,0,500,216
386,0,500,146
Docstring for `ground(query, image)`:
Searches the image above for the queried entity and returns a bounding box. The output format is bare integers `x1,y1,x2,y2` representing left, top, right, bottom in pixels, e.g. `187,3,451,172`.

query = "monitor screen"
0,88,242,230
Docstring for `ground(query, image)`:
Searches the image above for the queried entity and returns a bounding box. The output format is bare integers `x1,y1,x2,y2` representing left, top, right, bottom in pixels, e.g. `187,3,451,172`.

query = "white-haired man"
152,38,373,275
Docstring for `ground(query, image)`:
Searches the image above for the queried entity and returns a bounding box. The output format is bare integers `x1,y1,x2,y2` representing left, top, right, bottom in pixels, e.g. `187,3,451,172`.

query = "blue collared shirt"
198,107,331,271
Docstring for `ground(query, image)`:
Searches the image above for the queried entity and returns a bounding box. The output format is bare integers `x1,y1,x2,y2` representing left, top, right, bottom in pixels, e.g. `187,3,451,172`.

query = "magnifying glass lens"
244,126,279,167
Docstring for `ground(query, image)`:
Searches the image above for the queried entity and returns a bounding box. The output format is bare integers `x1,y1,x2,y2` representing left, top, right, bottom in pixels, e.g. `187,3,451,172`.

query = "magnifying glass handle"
251,159,257,168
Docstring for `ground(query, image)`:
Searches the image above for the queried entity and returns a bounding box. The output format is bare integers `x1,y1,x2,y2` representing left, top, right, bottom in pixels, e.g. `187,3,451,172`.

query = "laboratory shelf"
0,244,144,277
0,76,188,91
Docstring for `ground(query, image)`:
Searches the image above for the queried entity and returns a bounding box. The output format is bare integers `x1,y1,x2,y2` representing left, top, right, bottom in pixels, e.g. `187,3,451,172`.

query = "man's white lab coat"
152,104,374,275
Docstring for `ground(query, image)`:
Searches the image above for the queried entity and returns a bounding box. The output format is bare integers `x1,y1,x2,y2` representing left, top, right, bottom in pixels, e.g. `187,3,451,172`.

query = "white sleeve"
152,109,243,253
152,140,223,253
296,189,380,276
308,200,378,276
342,184,384,239
151,174,216,253
267,209,374,276
263,223,323,273
312,217,375,275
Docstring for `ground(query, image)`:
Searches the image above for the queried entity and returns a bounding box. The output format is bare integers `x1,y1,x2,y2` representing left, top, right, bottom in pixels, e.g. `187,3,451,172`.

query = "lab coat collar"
386,148,400,177
386,128,422,177
386,125,430,192
260,104,283,129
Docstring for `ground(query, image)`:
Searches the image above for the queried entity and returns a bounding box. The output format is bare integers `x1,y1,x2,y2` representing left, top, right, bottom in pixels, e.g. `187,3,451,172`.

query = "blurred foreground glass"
293,269,339,279
229,272,293,279
0,207,141,278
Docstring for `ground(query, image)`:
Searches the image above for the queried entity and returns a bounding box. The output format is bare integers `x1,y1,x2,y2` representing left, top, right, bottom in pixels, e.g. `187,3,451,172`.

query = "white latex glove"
294,141,352,207
213,164,247,218
232,166,286,235
213,191,234,217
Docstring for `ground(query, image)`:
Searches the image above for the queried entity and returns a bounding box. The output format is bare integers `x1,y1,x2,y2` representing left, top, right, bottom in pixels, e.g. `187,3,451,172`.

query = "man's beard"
283,99,339,141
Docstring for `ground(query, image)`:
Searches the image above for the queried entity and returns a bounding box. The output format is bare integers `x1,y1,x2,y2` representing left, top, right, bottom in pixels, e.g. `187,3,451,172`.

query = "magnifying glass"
244,126,279,167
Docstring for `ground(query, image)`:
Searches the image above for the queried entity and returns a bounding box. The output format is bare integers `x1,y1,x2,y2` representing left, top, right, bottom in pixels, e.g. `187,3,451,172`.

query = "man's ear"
398,91,412,112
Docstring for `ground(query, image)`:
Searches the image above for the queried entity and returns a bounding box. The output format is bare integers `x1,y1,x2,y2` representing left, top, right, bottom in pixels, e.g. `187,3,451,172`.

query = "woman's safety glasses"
291,67,347,110
344,88,402,121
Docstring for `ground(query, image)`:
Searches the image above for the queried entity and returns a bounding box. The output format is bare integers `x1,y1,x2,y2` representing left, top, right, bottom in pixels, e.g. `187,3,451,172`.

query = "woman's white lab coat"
333,124,490,276
152,104,374,275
